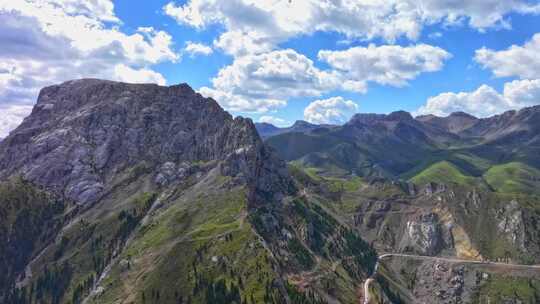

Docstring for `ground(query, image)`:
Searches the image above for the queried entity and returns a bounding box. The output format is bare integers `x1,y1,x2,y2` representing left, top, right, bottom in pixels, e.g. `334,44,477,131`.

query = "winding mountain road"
361,253,540,304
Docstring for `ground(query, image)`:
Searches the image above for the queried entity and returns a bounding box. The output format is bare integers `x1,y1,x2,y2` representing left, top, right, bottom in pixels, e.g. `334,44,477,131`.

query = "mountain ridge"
263,105,540,179
0,79,293,206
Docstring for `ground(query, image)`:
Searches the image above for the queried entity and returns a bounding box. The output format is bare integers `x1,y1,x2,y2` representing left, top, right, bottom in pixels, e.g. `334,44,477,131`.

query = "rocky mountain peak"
387,110,414,121
0,79,289,205
416,111,479,134
347,110,414,127
291,120,315,128
448,111,477,120
347,113,387,125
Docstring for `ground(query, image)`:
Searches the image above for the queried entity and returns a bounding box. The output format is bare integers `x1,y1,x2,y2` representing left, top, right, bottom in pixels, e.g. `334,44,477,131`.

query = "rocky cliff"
0,79,290,206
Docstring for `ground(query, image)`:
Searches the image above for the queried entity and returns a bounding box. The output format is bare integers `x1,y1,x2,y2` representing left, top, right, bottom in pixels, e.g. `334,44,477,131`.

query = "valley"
260,107,540,303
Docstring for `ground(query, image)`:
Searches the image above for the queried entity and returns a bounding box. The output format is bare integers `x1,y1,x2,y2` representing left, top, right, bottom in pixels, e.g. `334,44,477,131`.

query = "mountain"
264,107,540,303
255,120,337,139
417,111,479,134
254,122,281,138
0,79,376,304
264,110,460,178
264,107,540,178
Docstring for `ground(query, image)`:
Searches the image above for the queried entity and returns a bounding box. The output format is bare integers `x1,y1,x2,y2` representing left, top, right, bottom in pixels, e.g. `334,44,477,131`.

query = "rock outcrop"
496,200,526,251
0,79,290,205
399,212,443,256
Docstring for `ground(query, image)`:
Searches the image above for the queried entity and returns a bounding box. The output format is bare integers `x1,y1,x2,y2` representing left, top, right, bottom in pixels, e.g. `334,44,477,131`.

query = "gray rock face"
496,200,526,250
406,261,473,304
154,161,196,186
0,79,290,205
400,212,443,256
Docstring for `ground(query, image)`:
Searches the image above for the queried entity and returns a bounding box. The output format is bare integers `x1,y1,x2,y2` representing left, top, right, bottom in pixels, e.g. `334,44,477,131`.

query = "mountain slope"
263,107,540,303
266,110,461,177
263,106,540,180
484,162,540,195
255,120,336,139
0,79,376,304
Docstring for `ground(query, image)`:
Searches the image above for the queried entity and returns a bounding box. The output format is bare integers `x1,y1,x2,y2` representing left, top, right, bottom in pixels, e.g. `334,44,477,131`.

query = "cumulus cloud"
162,0,540,114
475,33,540,79
213,30,274,57
184,41,213,57
504,79,540,107
417,0,540,30
0,0,179,137
113,64,166,85
200,49,343,113
199,87,286,113
164,0,540,54
0,104,34,138
319,44,451,88
304,96,358,125
259,115,288,126
416,79,540,117
200,44,450,113
167,0,539,115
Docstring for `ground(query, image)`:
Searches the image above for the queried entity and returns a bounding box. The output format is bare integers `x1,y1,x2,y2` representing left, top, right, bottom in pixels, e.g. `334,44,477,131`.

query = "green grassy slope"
265,132,342,161
473,274,540,303
484,162,540,195
409,161,481,187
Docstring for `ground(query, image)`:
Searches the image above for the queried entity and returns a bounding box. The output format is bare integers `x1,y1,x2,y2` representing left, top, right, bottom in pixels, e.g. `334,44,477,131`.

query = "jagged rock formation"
496,200,526,251
0,79,289,205
255,120,337,139
399,212,443,256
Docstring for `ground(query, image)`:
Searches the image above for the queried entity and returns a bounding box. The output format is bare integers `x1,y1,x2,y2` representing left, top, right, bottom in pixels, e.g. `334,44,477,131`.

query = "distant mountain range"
255,120,338,139
260,107,540,180
258,107,540,303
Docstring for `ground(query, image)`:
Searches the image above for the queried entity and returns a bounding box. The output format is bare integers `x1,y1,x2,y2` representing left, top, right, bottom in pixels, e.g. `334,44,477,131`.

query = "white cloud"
0,2,178,63
201,44,450,113
475,33,540,79
416,79,540,117
213,30,274,57
259,115,288,126
504,79,540,107
0,0,180,136
165,0,535,116
199,87,286,113
164,0,540,54
318,44,451,87
200,49,343,113
113,64,166,85
304,96,358,125
0,104,33,138
416,85,506,117
184,41,213,57
53,0,119,22
417,0,540,30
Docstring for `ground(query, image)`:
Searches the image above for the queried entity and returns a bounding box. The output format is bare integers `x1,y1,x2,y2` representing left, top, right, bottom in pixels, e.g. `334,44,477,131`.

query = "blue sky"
1,0,540,136
117,0,540,125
